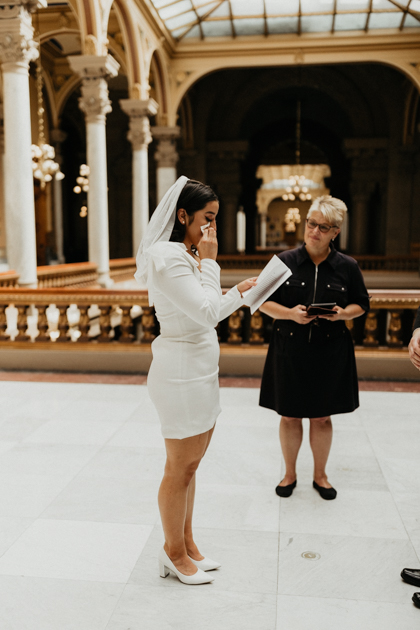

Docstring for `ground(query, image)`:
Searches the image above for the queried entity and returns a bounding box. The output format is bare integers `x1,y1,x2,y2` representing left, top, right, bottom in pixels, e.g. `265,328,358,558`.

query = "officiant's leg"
309,415,333,488
279,416,303,486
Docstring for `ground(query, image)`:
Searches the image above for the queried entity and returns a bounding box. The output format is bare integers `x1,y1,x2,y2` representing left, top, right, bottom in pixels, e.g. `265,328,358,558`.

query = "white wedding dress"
146,241,243,439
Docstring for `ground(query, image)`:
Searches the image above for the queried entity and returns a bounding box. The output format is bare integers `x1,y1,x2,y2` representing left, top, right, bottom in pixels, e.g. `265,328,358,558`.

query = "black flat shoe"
275,480,297,498
413,593,420,609
401,568,420,588
313,480,337,500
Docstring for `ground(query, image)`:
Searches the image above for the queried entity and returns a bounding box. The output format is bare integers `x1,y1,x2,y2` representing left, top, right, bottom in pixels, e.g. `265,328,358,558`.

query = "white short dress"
146,241,243,439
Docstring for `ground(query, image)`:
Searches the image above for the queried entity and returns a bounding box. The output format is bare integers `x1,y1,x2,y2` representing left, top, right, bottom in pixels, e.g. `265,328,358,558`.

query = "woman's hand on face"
237,277,258,297
197,227,218,260
289,304,317,325
318,305,345,322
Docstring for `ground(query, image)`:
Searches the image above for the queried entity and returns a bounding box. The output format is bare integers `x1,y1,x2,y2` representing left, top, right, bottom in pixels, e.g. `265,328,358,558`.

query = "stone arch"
150,50,170,125
112,0,143,95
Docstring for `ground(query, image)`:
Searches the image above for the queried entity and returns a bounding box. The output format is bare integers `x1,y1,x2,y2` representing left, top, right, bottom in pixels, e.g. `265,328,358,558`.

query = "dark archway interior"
179,63,418,256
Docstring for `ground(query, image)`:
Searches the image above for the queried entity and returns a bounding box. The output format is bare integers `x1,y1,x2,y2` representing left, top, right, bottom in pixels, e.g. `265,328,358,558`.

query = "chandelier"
284,207,301,233
281,101,312,203
73,164,89,217
31,57,64,188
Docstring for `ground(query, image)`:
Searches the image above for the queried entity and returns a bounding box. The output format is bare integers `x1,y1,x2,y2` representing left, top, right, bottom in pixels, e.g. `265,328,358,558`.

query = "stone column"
0,104,7,268
351,193,370,255
120,98,158,255
0,0,45,286
153,126,180,203
344,138,388,256
50,128,66,264
68,55,119,287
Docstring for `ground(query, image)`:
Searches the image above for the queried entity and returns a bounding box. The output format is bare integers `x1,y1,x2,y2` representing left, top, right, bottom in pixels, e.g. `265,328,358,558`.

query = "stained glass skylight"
149,0,420,40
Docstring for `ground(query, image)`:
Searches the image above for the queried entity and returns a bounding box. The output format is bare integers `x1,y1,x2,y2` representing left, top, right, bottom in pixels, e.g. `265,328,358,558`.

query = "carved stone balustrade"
0,288,417,353
37,262,99,288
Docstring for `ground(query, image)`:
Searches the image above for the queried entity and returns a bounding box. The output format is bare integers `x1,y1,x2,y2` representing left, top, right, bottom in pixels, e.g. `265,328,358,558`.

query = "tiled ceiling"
149,0,420,40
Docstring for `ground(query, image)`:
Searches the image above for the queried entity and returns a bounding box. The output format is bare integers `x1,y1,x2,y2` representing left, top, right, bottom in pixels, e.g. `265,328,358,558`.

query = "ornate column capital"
153,126,180,168
68,55,120,124
120,98,158,151
0,0,46,68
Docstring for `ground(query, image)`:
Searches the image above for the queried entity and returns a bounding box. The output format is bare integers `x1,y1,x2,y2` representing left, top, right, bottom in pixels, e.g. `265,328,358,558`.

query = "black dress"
259,243,370,418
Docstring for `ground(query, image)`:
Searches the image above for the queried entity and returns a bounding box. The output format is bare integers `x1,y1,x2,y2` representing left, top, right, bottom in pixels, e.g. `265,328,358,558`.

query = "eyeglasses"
306,218,338,234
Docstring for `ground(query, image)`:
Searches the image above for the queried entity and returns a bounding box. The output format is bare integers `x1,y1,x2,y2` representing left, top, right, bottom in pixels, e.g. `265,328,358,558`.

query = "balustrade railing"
0,288,417,349
37,262,99,288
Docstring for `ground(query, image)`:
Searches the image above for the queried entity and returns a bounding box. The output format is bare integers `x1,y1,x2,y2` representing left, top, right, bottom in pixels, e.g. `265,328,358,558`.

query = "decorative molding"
120,98,158,150
68,55,120,124
152,125,180,168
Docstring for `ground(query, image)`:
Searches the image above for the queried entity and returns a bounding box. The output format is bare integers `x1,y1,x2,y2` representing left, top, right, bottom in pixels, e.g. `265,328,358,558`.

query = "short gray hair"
308,195,347,227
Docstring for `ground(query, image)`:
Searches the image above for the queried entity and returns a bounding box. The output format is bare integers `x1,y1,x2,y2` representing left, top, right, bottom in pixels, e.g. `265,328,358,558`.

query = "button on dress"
146,241,243,439
259,243,370,418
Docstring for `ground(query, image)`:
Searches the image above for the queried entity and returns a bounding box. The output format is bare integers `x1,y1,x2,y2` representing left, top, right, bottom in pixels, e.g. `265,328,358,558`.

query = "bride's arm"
153,252,222,327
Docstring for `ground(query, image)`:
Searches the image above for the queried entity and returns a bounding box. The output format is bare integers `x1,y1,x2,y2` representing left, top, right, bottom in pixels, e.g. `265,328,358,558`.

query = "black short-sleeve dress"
259,243,370,418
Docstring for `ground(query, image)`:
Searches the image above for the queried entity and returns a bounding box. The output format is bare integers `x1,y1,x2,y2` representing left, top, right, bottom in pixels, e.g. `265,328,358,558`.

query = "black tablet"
307,302,337,316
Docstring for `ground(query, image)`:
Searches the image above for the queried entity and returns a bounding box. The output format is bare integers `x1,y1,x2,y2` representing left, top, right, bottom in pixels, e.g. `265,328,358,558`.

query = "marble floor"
0,380,418,629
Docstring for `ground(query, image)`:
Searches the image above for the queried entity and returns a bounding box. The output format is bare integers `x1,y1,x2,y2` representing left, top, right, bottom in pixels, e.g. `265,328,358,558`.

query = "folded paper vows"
242,256,292,314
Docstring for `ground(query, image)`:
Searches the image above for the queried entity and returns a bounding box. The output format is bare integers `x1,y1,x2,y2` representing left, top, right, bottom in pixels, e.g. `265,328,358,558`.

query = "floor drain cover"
301,551,320,560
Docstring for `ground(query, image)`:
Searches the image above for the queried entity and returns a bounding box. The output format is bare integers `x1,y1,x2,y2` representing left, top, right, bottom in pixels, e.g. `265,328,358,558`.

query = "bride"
136,177,256,585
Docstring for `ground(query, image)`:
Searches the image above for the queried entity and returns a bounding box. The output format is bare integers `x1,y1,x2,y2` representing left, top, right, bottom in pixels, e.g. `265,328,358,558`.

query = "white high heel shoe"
189,556,221,571
158,548,214,585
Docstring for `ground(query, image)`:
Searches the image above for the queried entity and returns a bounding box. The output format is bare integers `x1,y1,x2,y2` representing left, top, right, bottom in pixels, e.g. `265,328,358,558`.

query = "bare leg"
184,426,215,561
279,416,303,486
158,429,211,575
309,416,333,488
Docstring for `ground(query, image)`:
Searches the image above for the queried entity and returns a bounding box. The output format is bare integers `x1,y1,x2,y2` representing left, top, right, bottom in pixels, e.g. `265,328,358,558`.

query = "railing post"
141,307,156,343
363,310,379,347
35,304,50,342
0,304,9,340
249,309,265,344
119,306,135,343
98,305,112,342
56,305,70,342
77,304,91,342
227,309,243,344
15,304,30,341
388,309,403,347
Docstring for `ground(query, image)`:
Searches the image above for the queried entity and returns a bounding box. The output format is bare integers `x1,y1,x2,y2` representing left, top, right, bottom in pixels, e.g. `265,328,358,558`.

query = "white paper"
200,222,210,234
242,255,292,314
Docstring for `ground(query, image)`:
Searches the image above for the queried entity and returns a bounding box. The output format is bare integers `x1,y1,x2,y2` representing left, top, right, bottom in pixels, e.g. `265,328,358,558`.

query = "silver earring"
331,238,335,242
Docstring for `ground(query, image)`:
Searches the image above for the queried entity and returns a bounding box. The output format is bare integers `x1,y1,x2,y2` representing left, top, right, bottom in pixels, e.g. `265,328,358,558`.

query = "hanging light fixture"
31,42,64,188
282,101,312,203
73,164,89,217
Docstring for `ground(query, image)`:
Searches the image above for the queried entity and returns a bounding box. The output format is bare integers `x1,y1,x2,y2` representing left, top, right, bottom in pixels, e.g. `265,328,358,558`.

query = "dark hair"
170,179,218,242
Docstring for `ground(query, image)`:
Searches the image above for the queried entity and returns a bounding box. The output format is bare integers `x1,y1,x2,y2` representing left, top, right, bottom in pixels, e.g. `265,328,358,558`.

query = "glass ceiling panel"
405,14,420,26
230,0,264,16
195,2,219,17
267,16,299,33
183,24,202,37
265,0,300,12
301,0,335,11
201,20,232,36
159,1,192,21
234,17,265,35
368,11,404,28
335,12,367,30
149,0,419,39
211,3,231,18
166,10,197,30
301,14,334,33
337,0,370,10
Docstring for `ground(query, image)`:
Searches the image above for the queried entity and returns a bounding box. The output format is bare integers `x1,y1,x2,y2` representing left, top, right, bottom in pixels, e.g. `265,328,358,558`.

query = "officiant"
259,196,369,501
